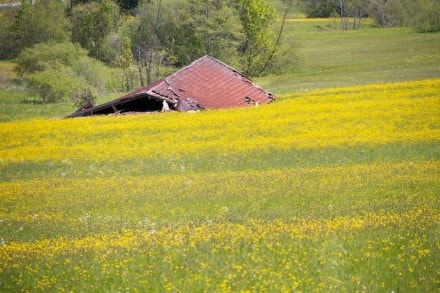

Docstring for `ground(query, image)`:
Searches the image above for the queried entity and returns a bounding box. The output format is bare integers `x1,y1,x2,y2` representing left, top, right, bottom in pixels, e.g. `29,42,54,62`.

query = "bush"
16,42,112,104
413,2,440,32
70,87,98,108
15,42,89,76
303,0,333,18
369,0,440,31
72,56,111,95
28,66,92,104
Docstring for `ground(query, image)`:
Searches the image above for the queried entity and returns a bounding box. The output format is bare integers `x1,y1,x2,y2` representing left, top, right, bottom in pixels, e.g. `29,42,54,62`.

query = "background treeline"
302,0,440,31
0,0,438,105
0,0,301,104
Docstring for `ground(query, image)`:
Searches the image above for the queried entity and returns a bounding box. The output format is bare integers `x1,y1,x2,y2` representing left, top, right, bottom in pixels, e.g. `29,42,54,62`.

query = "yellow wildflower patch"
0,79,439,164
0,79,439,291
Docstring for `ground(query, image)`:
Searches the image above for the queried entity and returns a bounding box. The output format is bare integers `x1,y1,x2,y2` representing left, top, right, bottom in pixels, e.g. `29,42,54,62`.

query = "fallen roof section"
67,55,275,118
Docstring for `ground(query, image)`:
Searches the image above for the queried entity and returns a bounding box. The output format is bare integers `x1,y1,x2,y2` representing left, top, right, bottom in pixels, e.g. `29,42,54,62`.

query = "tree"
368,0,401,28
0,8,18,59
6,0,71,58
302,0,334,18
69,0,139,11
179,0,243,66
412,0,440,32
71,0,120,62
258,0,303,75
235,0,277,76
131,0,299,80
333,0,368,30
349,0,369,30
117,0,139,11
118,35,135,91
334,0,350,30
132,0,181,85
369,0,440,32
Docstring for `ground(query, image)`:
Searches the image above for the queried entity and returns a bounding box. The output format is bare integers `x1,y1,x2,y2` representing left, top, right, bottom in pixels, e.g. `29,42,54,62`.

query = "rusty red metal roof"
67,55,274,117
144,55,274,109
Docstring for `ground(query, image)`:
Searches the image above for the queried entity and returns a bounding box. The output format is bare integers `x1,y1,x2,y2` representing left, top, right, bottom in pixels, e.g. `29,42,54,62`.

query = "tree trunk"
338,0,348,31
257,0,294,76
145,50,152,85
136,48,145,87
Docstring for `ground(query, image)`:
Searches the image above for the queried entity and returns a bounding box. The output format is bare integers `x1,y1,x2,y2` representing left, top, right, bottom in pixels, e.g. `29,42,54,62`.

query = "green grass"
257,23,440,93
1,138,438,245
0,18,439,292
269,0,306,19
1,22,440,120
1,80,438,290
0,90,74,121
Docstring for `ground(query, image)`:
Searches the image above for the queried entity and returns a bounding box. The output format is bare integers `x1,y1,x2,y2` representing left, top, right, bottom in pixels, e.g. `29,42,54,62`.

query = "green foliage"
369,0,405,28
132,0,182,84
71,56,113,95
4,0,71,59
15,42,89,76
0,61,16,90
71,0,120,62
300,0,440,32
118,35,135,91
28,66,90,104
256,0,304,75
116,0,139,11
0,9,17,60
131,0,296,78
302,0,334,17
70,87,98,108
2,0,302,78
181,0,244,66
412,0,440,32
236,0,277,76
15,42,113,104
366,0,440,31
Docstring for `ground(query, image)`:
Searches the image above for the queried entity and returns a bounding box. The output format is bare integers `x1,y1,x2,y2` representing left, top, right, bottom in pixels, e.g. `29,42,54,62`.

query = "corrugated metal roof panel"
148,55,274,109
67,55,274,117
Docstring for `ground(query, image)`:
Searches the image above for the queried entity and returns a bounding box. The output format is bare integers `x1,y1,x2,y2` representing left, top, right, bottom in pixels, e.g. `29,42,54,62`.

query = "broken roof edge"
66,55,275,118
65,93,172,118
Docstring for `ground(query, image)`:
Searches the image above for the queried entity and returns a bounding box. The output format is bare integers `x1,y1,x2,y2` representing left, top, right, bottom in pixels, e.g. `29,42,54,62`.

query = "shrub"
303,0,334,18
16,42,111,104
72,56,111,95
70,87,97,108
15,42,89,76
413,2,440,32
28,66,92,104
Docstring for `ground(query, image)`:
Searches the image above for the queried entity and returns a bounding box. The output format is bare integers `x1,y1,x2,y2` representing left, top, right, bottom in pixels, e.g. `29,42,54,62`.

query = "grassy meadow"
256,19,440,93
1,18,440,291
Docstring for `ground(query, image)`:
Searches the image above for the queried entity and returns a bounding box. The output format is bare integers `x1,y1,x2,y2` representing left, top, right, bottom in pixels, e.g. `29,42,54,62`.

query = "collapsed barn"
67,55,275,118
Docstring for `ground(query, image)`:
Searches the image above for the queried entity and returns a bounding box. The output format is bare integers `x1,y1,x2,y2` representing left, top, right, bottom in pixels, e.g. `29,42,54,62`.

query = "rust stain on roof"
68,55,275,118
